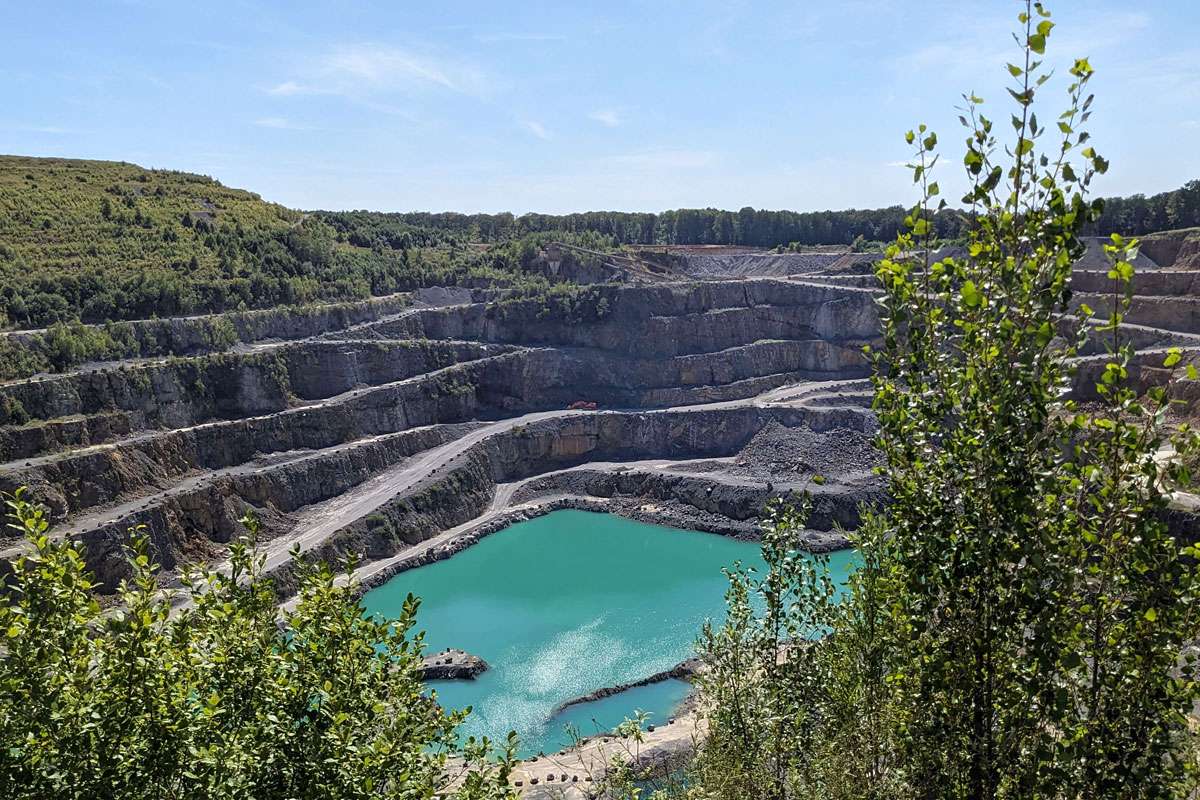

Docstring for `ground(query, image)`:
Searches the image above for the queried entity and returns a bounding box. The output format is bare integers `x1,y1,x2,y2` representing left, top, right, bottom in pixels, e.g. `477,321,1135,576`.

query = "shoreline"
549,657,703,717
352,491,851,599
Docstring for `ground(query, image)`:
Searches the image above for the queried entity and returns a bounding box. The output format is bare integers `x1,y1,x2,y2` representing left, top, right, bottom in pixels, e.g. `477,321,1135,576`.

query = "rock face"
0,276,885,596
344,279,881,358
1139,228,1200,270
0,294,418,383
3,260,1196,599
419,649,489,680
661,250,850,278
1070,269,1200,296
12,423,476,591
0,340,511,458
0,352,292,432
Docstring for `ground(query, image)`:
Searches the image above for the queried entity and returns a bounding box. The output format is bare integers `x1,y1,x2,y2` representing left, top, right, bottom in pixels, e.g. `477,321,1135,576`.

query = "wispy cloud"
5,124,71,134
521,120,551,140
267,80,307,96
474,32,566,43
266,43,490,99
253,116,312,130
588,109,621,128
604,149,716,170
326,43,456,89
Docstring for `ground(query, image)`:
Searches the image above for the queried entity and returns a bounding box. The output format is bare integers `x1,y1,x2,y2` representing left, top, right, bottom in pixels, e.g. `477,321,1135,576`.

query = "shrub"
695,4,1200,799
0,490,516,799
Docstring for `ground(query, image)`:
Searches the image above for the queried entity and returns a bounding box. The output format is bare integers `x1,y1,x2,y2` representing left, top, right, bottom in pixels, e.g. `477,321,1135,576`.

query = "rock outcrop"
419,649,489,680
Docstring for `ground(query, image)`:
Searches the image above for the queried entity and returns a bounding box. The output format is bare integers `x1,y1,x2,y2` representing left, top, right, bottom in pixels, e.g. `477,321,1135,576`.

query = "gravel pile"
678,252,844,278
724,420,879,481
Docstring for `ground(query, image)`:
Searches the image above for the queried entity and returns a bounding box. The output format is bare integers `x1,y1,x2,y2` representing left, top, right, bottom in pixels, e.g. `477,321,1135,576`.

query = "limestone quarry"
2,247,1199,599
3,241,1200,793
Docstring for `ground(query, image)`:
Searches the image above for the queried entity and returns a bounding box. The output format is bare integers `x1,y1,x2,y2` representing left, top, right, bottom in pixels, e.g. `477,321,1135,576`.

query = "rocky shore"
551,657,702,715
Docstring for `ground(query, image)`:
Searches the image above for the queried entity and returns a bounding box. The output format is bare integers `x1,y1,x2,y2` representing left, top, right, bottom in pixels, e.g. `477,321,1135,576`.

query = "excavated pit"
1,268,1197,596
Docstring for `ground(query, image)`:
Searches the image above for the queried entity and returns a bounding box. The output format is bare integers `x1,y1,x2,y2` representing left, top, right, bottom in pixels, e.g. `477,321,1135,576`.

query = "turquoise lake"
362,509,856,756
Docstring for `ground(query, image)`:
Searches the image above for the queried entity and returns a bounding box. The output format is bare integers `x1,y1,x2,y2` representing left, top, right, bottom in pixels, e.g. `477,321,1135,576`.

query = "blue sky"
3,1,1198,214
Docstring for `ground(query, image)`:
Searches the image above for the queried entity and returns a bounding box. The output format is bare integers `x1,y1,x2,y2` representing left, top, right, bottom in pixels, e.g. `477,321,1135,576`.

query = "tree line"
340,179,1200,248
1092,179,1200,235
317,206,969,247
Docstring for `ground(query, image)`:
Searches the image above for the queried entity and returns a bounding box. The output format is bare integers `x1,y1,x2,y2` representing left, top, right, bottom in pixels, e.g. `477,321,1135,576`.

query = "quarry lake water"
362,509,856,756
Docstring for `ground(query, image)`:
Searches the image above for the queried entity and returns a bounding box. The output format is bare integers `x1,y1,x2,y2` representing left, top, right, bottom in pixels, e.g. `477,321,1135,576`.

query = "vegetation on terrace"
0,157,634,380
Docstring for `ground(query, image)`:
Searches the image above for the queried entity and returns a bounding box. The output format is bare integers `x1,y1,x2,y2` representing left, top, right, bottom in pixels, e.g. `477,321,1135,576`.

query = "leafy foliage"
329,186,1200,250
695,4,1200,799
0,157,565,329
0,490,516,800
317,206,969,248
695,504,898,800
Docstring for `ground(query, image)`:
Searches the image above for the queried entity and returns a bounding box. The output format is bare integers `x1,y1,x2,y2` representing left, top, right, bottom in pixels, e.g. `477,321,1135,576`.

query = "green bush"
0,490,516,799
0,395,29,426
693,5,1200,799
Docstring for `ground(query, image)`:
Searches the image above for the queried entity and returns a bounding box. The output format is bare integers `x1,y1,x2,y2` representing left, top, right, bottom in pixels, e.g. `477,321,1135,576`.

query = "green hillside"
0,156,485,328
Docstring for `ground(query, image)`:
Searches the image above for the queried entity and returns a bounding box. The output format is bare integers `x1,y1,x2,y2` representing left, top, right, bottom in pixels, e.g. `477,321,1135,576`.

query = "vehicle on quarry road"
567,400,598,410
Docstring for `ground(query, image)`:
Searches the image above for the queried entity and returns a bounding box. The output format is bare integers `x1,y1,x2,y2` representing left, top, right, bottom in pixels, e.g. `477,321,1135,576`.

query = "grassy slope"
0,156,313,324
0,155,298,277
0,155,503,329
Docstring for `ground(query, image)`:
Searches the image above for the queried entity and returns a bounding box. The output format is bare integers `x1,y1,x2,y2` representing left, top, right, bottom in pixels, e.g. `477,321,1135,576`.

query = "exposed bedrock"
275,405,877,596
340,280,881,358
4,423,477,592
0,411,135,466
670,252,847,278
4,337,872,520
284,341,512,401
1072,347,1200,402
0,361,488,519
0,352,292,433
1070,293,1200,336
1070,319,1200,357
227,294,415,342
804,267,1200,298
419,649,489,681
0,293,416,363
1138,228,1200,270
0,341,511,459
510,466,877,535
475,340,870,411
1070,269,1200,296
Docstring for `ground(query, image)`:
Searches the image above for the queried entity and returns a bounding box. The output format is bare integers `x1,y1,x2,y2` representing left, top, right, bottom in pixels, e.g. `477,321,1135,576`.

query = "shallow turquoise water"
362,509,855,756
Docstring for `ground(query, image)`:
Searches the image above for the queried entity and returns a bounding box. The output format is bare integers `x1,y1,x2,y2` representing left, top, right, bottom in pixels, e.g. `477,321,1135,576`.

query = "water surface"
362,509,855,755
